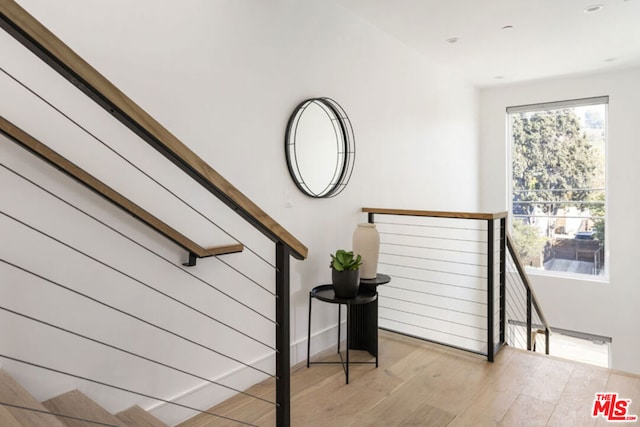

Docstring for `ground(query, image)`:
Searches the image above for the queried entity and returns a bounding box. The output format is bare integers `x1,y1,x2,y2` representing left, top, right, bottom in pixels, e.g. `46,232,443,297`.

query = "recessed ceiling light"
584,4,604,13
445,37,459,44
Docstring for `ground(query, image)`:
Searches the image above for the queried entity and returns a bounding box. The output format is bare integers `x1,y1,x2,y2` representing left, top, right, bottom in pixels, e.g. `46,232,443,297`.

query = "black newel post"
275,242,290,427
487,219,495,362
526,288,533,352
499,217,506,346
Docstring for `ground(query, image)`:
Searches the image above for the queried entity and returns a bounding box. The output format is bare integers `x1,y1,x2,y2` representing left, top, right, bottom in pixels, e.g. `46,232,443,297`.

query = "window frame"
507,96,609,282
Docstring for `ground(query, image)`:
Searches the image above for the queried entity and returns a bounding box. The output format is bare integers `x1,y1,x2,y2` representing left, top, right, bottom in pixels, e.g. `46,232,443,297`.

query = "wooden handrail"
0,0,307,260
0,117,243,260
363,207,508,220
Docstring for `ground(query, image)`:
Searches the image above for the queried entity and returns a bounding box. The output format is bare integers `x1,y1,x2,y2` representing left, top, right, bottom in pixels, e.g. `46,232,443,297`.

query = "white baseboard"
148,321,344,426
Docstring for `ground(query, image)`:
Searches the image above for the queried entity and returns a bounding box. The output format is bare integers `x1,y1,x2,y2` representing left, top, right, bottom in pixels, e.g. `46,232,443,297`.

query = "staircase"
1,2,308,426
0,369,167,427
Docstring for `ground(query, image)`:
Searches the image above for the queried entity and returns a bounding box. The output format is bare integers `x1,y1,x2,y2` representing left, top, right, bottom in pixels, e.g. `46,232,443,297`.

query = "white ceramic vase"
352,223,380,280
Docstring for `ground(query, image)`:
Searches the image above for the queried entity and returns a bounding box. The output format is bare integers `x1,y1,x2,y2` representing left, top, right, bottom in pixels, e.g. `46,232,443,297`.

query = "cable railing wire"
504,257,536,351
381,294,486,319
380,251,486,267
384,273,487,295
374,220,488,232
380,231,487,244
1,36,293,424
0,305,275,405
507,280,529,318
0,206,274,351
505,284,528,328
379,304,487,331
379,316,485,344
0,354,258,427
0,162,276,317
0,66,275,272
381,241,486,255
506,321,527,349
379,261,486,280
0,258,274,379
383,283,486,306
370,212,511,360
506,273,527,305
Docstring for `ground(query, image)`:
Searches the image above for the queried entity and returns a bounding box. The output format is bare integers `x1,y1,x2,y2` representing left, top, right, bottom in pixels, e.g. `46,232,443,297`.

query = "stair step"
0,369,66,426
116,405,169,427
42,389,124,427
0,404,21,427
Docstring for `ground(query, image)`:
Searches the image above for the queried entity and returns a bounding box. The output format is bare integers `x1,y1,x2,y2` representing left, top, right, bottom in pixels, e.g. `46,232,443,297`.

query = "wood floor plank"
398,349,490,414
548,398,597,427
520,357,575,404
179,330,640,427
605,372,640,403
484,349,543,395
448,389,519,427
559,363,610,403
398,402,456,427
351,377,455,427
499,394,555,427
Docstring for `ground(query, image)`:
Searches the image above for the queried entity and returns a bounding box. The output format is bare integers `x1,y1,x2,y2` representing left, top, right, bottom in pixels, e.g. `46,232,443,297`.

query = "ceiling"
339,0,640,87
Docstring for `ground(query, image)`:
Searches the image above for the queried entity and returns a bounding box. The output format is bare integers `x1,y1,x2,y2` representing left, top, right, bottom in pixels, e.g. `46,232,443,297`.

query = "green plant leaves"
330,250,362,271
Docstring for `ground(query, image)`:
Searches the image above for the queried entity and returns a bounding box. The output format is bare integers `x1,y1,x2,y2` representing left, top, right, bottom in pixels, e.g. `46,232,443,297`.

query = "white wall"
479,67,640,375
1,0,480,423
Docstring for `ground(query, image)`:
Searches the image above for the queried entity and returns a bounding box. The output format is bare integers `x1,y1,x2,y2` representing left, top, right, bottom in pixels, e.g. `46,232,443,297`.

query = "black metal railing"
364,208,550,361
0,2,306,425
364,208,506,362
505,234,551,354
0,142,283,425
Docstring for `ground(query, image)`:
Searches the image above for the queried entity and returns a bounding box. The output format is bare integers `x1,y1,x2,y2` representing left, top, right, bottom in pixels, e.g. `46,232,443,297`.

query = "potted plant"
330,249,362,298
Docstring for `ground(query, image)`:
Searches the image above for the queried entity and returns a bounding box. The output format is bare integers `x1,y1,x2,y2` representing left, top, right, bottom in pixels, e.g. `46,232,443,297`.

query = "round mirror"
285,98,355,198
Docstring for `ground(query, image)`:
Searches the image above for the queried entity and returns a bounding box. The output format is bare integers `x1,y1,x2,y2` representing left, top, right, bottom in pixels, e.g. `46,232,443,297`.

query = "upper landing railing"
362,207,550,360
0,0,308,261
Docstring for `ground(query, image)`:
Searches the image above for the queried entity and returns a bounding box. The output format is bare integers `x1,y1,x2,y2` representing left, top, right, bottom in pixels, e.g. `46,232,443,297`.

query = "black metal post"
275,242,290,427
368,212,375,224
487,219,495,362
337,305,341,354
307,292,312,368
545,327,550,355
526,288,533,351
346,303,350,384
499,218,506,345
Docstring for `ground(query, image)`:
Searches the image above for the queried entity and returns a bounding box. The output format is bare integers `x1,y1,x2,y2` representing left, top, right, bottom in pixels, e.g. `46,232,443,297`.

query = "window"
508,97,607,278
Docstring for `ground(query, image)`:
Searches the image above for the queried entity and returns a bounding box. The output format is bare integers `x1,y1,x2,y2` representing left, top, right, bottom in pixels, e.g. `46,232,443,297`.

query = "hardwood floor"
179,330,640,427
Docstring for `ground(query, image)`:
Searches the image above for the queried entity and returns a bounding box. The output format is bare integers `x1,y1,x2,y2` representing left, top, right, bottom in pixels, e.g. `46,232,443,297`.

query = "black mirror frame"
285,97,355,198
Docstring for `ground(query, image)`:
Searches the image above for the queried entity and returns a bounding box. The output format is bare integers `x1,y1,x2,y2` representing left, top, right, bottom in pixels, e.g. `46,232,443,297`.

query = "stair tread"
42,389,124,427
0,404,21,427
0,369,67,427
116,405,169,427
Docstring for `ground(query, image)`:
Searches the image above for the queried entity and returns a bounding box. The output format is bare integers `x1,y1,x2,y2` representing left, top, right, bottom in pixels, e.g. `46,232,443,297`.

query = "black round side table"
306,284,377,384
349,274,390,358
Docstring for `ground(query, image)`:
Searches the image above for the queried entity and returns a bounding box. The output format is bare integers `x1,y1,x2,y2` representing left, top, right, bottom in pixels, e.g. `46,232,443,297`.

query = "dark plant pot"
332,269,360,298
